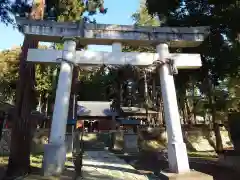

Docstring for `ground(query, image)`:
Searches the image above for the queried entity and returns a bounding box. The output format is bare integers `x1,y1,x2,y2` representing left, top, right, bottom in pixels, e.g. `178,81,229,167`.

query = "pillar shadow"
81,170,128,180
0,166,5,180
115,151,240,180
83,164,142,175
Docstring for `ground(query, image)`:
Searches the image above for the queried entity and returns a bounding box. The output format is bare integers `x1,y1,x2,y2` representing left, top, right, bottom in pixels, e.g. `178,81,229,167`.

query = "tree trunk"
152,77,156,101
182,106,187,124
6,0,45,177
37,94,42,112
185,98,195,124
68,67,78,121
192,82,197,124
144,72,149,121
45,94,49,117
161,100,165,126
213,120,223,152
119,83,123,108
207,86,223,153
6,37,38,177
157,92,164,125
179,95,187,124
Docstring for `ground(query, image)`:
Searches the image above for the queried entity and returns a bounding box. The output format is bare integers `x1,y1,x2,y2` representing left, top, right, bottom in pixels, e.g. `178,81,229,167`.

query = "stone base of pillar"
159,170,213,180
167,142,190,173
42,143,66,176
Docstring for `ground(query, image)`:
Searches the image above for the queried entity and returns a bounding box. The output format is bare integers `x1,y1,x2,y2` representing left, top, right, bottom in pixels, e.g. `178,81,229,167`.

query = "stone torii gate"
16,18,209,176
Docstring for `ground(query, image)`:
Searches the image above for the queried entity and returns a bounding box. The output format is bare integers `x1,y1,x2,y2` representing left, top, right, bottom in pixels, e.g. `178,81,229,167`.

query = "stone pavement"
23,150,155,180
81,150,157,180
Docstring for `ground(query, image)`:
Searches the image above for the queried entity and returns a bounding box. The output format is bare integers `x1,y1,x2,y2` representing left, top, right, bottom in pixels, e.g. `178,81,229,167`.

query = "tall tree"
122,1,160,119
6,0,107,177
145,0,240,152
132,0,160,26
6,0,46,177
0,0,12,24
0,47,20,102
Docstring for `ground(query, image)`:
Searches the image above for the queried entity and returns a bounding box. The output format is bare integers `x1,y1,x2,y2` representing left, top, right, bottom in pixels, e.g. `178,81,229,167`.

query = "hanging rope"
153,58,178,75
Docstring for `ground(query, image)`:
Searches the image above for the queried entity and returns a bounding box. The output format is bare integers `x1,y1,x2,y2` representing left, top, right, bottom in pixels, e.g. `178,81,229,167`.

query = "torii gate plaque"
16,17,209,176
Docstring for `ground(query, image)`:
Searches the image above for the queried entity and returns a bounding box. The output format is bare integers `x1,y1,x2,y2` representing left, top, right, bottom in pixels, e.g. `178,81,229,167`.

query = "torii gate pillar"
43,38,76,176
157,44,190,173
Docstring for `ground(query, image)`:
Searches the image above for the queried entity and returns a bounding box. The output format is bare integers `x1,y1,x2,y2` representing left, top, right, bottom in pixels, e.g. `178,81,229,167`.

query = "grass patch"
188,151,218,160
30,154,43,168
0,154,74,168
139,139,218,160
140,140,166,152
0,156,8,166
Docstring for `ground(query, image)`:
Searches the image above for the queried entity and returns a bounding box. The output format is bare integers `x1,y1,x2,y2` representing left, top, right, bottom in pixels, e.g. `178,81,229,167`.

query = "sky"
0,0,140,52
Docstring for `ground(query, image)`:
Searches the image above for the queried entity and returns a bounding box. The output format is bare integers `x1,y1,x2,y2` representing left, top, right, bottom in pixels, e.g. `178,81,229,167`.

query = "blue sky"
0,0,140,51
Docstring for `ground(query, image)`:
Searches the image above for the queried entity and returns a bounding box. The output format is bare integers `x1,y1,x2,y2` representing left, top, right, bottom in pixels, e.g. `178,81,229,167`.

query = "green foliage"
146,0,240,90
85,0,107,15
35,65,52,95
0,0,12,24
10,0,107,22
77,2,159,108
124,1,159,53
146,0,181,23
132,1,160,26
144,0,240,136
146,0,240,42
0,46,55,103
47,0,85,22
0,47,20,101
55,43,64,50
77,68,108,101
76,2,160,107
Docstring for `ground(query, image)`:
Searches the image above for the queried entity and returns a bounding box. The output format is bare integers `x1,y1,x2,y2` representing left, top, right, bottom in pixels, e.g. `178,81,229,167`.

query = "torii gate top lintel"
16,17,209,48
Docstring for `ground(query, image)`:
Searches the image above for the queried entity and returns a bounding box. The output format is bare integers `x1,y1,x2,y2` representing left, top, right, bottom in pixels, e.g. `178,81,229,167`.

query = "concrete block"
159,170,213,180
167,142,190,173
42,143,66,176
124,133,139,153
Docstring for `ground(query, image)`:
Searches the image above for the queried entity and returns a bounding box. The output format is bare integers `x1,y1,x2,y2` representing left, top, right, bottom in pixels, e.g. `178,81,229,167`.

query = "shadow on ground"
114,151,240,180
0,165,76,180
82,170,131,180
83,133,111,151
83,164,143,175
0,166,5,179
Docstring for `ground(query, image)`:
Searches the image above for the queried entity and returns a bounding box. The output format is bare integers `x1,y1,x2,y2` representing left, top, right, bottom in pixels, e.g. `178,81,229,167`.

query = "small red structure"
76,101,118,132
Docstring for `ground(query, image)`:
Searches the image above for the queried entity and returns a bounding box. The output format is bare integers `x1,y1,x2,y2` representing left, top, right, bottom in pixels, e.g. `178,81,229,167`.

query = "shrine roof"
77,101,117,117
120,107,158,114
0,101,45,119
